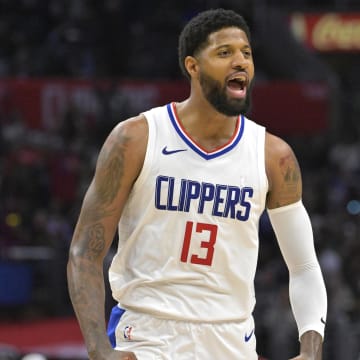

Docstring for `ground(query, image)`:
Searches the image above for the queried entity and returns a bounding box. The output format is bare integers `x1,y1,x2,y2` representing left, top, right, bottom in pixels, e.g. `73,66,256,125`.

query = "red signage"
289,13,360,52
0,78,329,135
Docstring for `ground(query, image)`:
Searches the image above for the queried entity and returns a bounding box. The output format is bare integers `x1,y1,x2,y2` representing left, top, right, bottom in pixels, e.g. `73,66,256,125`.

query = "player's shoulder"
116,113,148,134
97,114,148,166
102,103,169,155
265,131,295,162
108,113,148,146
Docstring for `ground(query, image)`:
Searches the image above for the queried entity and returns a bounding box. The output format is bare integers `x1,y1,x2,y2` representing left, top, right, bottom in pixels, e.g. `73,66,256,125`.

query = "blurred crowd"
0,1,359,359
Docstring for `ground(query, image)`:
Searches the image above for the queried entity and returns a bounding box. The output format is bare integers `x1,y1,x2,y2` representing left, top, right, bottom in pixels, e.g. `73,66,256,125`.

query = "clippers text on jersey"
155,175,254,221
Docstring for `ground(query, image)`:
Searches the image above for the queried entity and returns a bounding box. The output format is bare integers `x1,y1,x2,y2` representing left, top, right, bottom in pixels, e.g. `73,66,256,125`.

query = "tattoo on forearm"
74,223,106,261
80,206,113,227
69,283,89,305
68,253,107,352
86,223,105,260
67,256,103,305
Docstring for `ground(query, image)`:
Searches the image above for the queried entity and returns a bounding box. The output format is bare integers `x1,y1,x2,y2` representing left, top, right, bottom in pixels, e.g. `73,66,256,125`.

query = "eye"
243,50,252,58
218,49,231,57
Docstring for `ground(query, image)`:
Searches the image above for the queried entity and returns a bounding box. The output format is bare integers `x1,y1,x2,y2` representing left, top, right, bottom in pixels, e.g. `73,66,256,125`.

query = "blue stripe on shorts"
107,305,126,348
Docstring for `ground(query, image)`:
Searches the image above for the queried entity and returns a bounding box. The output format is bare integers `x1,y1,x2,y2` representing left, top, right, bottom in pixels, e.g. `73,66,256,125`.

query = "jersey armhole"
257,125,269,210
130,111,155,194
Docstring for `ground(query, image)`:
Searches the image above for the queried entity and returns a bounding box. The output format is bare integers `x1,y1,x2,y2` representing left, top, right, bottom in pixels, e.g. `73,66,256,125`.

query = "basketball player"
67,8,327,360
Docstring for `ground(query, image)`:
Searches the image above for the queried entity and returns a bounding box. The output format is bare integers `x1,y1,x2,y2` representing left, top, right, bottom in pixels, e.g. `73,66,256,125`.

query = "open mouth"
228,77,246,90
226,76,247,98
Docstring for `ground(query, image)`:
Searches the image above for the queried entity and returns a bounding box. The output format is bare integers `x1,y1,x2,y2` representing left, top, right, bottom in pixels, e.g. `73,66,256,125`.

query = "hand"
289,330,323,360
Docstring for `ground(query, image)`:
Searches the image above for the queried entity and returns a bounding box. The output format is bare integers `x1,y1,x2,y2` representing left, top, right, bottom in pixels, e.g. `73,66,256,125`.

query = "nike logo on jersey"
245,329,254,342
162,146,187,155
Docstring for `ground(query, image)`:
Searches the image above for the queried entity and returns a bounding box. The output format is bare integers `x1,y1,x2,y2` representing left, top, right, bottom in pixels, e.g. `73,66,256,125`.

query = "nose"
231,51,249,69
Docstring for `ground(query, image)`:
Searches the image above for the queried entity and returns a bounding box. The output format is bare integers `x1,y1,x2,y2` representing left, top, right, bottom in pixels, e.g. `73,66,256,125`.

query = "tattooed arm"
67,115,148,360
265,133,326,360
265,132,302,209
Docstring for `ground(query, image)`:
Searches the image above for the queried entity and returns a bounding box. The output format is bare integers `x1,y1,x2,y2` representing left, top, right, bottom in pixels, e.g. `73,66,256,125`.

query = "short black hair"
178,8,251,80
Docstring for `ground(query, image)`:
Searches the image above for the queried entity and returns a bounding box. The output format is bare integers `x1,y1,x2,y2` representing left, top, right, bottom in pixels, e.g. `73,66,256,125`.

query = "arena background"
0,1,359,359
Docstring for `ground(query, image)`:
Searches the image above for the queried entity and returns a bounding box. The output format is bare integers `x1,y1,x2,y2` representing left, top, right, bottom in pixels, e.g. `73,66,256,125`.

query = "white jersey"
109,102,268,322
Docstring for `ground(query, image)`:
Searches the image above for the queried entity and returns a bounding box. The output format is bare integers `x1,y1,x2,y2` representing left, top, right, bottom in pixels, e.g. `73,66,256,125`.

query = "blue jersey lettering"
154,176,253,221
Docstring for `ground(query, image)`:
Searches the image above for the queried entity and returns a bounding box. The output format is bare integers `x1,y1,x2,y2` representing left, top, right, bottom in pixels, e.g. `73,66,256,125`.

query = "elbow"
288,260,321,276
67,243,80,268
67,240,105,273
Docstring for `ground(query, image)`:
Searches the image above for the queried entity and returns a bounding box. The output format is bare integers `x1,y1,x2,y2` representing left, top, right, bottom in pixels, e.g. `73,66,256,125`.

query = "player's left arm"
265,132,327,360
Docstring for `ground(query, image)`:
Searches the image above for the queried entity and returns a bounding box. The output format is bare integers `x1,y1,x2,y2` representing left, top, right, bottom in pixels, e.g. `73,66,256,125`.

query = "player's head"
178,8,251,80
178,8,253,116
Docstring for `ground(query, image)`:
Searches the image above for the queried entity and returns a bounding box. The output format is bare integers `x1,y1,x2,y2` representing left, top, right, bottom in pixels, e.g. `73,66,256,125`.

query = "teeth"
229,76,243,81
228,78,245,89
228,75,247,86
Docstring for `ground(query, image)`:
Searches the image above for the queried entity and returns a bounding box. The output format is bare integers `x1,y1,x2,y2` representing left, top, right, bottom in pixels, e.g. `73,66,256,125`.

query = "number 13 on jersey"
180,221,218,266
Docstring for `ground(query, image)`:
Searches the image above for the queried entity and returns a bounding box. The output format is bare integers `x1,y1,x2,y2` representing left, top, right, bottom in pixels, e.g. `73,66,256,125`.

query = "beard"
199,70,252,116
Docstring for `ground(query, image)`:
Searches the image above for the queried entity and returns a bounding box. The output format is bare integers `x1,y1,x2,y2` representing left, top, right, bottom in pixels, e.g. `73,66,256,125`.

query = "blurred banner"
0,79,329,135
289,12,360,52
0,79,189,130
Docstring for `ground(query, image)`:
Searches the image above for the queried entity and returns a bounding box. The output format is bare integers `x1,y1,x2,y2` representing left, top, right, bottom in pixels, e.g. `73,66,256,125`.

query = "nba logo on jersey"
123,325,133,340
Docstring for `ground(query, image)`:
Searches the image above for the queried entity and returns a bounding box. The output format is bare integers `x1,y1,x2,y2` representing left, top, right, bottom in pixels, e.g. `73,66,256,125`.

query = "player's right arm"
67,115,148,360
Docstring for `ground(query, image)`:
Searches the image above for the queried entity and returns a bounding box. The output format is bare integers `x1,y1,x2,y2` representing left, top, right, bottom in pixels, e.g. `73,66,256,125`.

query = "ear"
184,56,199,78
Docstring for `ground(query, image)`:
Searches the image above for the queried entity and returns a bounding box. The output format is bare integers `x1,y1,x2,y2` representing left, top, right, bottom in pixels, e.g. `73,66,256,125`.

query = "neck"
174,98,240,152
177,93,238,130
